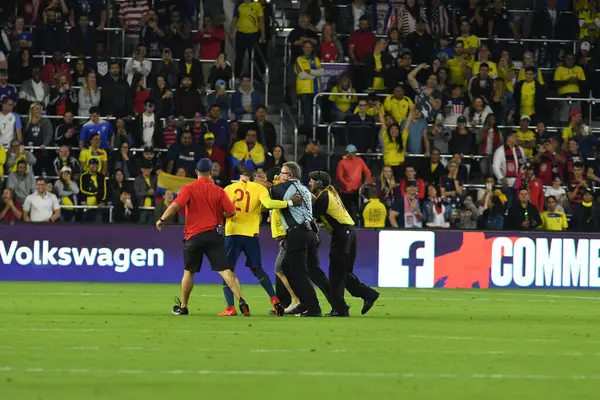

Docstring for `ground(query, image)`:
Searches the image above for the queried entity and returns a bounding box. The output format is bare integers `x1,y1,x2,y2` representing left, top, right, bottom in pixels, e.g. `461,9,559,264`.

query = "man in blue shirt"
79,106,114,150
69,0,107,29
205,104,230,151
0,70,18,104
400,107,429,156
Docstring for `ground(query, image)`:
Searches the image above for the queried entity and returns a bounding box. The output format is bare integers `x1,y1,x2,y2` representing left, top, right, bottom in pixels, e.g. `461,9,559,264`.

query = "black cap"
143,146,154,153
457,116,467,124
89,158,99,165
309,171,331,187
308,139,320,146
196,158,213,172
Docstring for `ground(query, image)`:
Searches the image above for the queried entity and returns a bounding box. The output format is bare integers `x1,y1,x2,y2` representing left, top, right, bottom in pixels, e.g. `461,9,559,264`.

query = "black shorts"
183,230,230,273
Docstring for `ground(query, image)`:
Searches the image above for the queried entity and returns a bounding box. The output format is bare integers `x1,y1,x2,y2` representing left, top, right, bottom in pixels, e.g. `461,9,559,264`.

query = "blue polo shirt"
205,119,229,150
80,120,114,150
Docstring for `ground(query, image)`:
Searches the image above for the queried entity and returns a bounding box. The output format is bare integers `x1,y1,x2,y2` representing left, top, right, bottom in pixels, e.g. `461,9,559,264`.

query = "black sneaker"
361,291,380,315
287,304,307,315
325,309,350,317
239,301,251,317
299,310,322,317
172,297,189,315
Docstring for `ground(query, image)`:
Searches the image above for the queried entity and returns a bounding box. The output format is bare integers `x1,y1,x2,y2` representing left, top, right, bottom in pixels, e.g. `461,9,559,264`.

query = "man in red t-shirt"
514,163,544,212
156,158,250,316
348,16,376,65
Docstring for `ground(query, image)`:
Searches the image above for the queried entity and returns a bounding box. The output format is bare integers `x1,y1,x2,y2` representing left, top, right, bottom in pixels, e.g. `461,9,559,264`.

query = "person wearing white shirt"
23,177,61,223
18,67,50,109
124,44,152,86
492,131,526,187
0,97,22,145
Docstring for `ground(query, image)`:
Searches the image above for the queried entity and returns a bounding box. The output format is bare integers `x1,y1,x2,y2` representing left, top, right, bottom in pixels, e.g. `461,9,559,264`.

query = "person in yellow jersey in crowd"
295,41,325,127
456,17,480,56
540,195,568,231
309,170,380,317
364,38,393,91
361,186,387,228
446,41,473,87
328,72,358,122
472,44,498,78
219,168,302,317
514,67,547,123
229,0,265,79
578,0,600,39
377,102,409,180
515,115,536,159
561,109,582,147
517,52,544,85
79,133,108,175
383,84,414,123
554,53,586,122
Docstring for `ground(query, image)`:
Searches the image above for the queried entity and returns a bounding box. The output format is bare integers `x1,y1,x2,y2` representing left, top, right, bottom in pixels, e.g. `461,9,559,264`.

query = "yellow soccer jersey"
224,181,287,237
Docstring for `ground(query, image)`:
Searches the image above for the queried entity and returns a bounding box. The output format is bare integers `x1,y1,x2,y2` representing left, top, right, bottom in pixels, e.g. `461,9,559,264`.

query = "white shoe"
284,302,300,314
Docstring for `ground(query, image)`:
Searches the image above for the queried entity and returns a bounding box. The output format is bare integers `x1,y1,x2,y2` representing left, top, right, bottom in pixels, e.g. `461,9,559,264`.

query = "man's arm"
388,209,400,228
312,191,329,220
159,201,181,222
408,63,427,88
259,186,292,209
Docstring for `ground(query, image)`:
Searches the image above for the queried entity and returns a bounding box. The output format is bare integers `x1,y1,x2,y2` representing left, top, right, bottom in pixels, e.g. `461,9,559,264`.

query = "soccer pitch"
0,282,599,399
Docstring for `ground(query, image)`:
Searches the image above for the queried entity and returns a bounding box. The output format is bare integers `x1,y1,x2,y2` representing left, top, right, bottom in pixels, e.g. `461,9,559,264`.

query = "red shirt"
348,30,376,63
174,177,235,240
133,90,150,115
197,28,226,60
201,146,225,170
320,40,338,63
2,201,22,223
515,174,545,212
41,63,72,85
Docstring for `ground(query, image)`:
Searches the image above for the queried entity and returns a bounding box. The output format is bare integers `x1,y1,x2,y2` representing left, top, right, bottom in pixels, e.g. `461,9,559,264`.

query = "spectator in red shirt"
348,15,376,92
514,163,545,212
41,51,71,85
319,23,344,63
131,73,150,115
336,144,373,223
348,16,376,66
156,158,250,316
200,132,225,168
196,14,225,80
567,162,589,211
399,165,426,201
0,188,23,224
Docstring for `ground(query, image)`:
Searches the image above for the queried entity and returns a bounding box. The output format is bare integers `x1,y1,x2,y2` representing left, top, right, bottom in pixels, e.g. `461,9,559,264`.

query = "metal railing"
280,102,299,161
250,45,270,108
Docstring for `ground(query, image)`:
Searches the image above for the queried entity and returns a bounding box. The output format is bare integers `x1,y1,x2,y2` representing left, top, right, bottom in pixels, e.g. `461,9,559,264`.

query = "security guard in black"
309,171,379,316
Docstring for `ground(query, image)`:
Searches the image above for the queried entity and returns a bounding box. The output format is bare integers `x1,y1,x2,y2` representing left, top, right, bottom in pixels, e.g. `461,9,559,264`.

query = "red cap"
570,109,582,118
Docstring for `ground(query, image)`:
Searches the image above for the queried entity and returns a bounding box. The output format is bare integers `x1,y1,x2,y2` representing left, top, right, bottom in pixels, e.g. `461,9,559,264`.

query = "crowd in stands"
287,0,600,233
1,0,600,234
0,0,284,224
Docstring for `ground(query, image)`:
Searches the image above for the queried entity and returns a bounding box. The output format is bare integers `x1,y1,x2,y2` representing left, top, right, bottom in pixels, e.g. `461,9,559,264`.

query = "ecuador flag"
157,172,195,194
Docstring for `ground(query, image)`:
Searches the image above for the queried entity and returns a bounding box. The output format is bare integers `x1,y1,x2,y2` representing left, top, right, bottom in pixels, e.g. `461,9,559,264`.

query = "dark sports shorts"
183,230,230,273
224,235,262,268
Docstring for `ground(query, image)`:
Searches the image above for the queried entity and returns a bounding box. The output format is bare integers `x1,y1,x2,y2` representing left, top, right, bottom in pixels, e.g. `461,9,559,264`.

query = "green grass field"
1,282,599,399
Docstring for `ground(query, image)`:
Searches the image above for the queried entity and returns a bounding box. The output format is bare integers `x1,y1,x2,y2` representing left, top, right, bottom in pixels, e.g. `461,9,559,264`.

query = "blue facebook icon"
377,231,435,288
402,241,426,287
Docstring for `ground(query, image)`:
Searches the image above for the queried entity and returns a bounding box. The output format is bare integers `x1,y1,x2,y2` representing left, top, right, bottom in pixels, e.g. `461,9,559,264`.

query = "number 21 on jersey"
234,189,251,213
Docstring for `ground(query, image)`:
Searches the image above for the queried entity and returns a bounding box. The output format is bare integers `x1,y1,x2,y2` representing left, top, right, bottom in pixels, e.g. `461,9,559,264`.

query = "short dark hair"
546,195,557,202
90,133,100,141
257,104,267,111
36,177,46,183
573,162,584,169
359,15,370,23
240,74,251,81
519,188,530,193
209,104,220,110
241,167,255,177
480,63,489,69
17,159,27,168
89,106,100,115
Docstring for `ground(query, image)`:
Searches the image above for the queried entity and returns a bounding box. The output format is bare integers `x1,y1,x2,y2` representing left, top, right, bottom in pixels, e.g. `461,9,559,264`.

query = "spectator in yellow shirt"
515,115,536,159
361,186,387,228
446,41,473,86
540,195,568,231
456,17,480,55
383,85,414,123
230,0,265,78
472,44,498,78
79,133,108,175
562,109,582,149
554,53,586,122
517,51,545,85
578,2,600,39
295,41,325,127
328,72,357,122
377,102,408,179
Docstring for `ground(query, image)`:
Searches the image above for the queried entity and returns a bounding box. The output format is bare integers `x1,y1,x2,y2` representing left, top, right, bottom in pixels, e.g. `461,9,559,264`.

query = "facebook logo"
378,231,435,288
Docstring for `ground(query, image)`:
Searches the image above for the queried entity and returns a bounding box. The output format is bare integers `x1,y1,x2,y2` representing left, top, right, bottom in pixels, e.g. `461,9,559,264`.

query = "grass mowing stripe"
1,366,600,381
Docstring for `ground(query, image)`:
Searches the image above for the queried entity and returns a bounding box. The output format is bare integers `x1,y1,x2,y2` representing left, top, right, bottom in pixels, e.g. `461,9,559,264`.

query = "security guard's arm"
259,190,291,209
312,191,329,221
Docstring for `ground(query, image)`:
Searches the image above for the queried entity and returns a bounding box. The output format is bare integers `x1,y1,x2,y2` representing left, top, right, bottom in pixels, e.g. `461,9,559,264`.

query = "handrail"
251,45,270,109
32,54,219,65
280,102,299,161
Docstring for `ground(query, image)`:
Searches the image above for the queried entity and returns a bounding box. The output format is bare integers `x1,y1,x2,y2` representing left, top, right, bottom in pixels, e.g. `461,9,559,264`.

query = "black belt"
286,221,312,233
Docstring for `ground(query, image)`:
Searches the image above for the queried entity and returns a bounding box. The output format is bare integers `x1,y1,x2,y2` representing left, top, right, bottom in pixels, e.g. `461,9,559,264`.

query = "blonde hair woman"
24,102,53,175
78,70,101,117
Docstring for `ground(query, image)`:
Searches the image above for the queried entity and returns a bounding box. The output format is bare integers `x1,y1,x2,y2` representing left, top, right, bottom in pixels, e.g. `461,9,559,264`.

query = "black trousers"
340,192,359,224
329,226,378,313
281,225,321,314
234,31,260,77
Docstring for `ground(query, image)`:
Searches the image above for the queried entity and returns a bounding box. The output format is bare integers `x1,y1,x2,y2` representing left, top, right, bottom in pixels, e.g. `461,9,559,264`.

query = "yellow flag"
157,172,195,194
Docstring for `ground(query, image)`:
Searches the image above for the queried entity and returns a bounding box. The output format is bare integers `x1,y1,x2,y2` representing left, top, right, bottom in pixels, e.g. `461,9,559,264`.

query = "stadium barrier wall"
379,230,600,289
0,225,379,286
3,226,599,289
